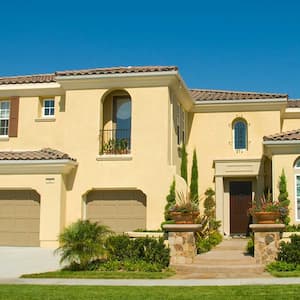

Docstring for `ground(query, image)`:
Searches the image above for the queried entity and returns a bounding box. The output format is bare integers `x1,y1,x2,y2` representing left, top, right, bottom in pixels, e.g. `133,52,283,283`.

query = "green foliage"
189,149,199,205
97,259,164,272
278,169,290,225
105,235,170,268
55,220,111,270
286,224,300,232
204,188,216,220
277,234,300,264
180,143,188,183
267,261,300,272
195,188,222,254
246,234,254,256
164,179,176,221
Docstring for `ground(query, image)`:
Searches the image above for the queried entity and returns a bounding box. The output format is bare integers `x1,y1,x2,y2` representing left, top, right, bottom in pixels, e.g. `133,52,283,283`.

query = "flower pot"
254,212,281,224
169,211,199,224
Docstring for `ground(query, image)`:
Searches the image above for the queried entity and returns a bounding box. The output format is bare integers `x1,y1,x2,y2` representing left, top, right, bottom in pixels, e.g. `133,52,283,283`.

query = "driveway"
0,247,61,279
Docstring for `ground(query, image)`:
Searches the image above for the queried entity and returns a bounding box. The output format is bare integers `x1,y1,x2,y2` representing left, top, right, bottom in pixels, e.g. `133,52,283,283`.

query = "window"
233,119,247,150
175,100,185,145
296,175,300,220
42,99,55,117
0,101,10,136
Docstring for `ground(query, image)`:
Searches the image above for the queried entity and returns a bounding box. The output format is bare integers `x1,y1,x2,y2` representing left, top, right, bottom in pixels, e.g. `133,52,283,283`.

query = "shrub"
105,235,170,268
196,237,212,254
278,169,290,225
208,231,223,247
285,224,300,232
164,180,176,221
55,220,111,270
246,234,254,256
267,261,299,272
277,234,300,264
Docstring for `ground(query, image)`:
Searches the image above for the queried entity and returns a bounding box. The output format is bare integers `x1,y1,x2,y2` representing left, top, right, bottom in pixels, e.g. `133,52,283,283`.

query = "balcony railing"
99,129,131,155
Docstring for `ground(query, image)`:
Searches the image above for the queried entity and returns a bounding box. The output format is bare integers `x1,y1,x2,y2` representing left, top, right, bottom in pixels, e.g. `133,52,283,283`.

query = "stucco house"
0,65,299,247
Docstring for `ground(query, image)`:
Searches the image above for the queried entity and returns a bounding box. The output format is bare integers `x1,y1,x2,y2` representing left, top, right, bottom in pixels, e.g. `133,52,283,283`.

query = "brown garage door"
86,190,146,233
0,190,40,246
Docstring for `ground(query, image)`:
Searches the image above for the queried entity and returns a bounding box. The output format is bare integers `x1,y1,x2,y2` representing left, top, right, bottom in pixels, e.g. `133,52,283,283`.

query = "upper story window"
294,158,300,220
175,100,185,145
0,101,10,136
233,119,247,150
42,99,55,117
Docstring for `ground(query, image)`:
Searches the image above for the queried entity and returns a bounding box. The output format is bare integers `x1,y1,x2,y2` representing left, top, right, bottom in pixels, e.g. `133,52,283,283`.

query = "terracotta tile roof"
0,66,178,85
0,74,56,85
55,66,178,77
263,129,300,141
190,89,287,102
287,100,300,108
0,148,76,161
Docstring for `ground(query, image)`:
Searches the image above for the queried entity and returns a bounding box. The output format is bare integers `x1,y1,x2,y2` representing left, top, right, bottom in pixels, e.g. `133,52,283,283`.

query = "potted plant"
248,193,286,224
168,191,199,224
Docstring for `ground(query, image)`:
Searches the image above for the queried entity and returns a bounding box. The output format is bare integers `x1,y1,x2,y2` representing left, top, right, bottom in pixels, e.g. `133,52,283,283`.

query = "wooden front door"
230,181,252,235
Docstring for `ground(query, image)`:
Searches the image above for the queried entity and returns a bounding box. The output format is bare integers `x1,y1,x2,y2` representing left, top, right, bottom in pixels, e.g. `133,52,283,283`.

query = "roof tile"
0,148,76,161
263,129,300,141
190,89,287,102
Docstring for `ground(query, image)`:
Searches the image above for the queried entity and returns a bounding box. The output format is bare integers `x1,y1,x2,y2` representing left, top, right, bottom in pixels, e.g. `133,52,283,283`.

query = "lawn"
21,270,174,279
0,285,300,300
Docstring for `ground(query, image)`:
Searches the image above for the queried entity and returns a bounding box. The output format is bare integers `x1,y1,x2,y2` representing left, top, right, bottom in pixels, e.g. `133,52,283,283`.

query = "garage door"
86,190,146,233
0,190,40,246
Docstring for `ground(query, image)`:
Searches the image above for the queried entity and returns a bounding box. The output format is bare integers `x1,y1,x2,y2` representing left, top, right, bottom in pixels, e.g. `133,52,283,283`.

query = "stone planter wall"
162,224,202,265
250,224,285,265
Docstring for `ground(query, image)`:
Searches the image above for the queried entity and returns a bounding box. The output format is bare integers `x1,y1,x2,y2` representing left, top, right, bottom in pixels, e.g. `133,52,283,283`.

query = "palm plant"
55,220,112,270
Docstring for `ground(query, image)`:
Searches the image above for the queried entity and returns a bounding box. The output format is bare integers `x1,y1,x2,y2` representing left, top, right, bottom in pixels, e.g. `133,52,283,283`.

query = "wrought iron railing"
99,129,131,154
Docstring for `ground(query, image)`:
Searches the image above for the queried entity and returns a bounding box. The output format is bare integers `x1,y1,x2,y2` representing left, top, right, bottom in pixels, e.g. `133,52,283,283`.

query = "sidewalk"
1,277,300,286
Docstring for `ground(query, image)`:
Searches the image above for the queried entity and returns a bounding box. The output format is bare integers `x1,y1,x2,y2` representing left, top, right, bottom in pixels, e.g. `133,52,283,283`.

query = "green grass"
21,270,174,279
0,285,300,300
268,270,300,277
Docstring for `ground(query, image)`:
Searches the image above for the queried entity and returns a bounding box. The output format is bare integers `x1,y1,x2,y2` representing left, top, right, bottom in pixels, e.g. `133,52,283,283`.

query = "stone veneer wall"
250,224,285,265
168,231,197,264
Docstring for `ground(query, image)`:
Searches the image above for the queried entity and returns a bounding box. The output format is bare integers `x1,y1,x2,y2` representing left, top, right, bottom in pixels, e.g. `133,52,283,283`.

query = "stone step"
173,263,265,274
193,259,256,265
171,271,271,279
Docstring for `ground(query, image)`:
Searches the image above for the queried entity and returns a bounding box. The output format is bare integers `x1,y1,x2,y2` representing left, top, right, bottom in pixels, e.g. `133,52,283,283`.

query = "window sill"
96,154,132,161
0,136,9,141
35,117,56,122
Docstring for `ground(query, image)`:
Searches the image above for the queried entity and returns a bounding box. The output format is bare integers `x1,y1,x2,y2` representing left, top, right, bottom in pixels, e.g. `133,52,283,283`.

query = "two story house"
0,65,299,247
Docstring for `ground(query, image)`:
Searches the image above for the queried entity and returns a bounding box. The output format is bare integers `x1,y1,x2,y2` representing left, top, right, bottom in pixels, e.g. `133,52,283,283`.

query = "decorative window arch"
233,119,247,150
294,157,300,169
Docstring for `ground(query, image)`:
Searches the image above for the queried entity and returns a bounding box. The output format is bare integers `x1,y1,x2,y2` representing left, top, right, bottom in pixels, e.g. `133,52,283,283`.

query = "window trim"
232,119,248,151
294,174,300,222
0,100,10,137
42,98,55,118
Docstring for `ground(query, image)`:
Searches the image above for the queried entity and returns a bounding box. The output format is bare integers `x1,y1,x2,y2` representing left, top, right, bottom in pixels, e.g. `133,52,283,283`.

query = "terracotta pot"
169,211,199,224
254,211,281,224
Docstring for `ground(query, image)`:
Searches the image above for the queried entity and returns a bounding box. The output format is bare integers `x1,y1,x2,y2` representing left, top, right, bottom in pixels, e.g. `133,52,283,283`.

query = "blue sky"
1,0,300,97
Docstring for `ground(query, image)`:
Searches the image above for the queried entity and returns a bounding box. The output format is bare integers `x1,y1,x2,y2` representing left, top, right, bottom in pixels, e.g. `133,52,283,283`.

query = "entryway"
230,181,252,235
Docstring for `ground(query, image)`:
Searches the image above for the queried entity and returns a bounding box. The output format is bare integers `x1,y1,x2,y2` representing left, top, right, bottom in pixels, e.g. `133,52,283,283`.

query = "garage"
0,190,40,246
86,190,146,233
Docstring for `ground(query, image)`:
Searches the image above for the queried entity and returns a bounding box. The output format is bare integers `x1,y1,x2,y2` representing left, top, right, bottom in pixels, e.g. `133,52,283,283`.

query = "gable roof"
263,129,300,141
0,148,76,161
190,89,287,102
0,66,178,85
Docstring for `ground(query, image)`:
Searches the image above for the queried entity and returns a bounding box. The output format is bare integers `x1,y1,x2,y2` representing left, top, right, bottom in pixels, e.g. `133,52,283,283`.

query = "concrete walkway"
1,277,300,286
173,238,270,279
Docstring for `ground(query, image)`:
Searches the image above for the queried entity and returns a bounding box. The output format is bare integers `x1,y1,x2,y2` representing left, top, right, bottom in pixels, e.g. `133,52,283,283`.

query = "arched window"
233,119,247,150
294,158,300,220
101,90,132,155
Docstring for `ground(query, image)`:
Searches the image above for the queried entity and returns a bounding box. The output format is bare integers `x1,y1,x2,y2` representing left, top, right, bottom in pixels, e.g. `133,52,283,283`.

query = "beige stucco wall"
271,151,300,224
187,110,281,198
282,117,300,132
0,86,179,246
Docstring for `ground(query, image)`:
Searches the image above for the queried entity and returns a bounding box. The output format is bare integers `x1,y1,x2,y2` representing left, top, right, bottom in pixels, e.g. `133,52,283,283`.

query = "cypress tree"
190,149,199,205
181,144,188,183
278,169,290,225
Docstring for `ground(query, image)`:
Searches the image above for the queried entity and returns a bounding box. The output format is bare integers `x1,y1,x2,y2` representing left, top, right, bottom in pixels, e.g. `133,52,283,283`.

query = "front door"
230,181,252,235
